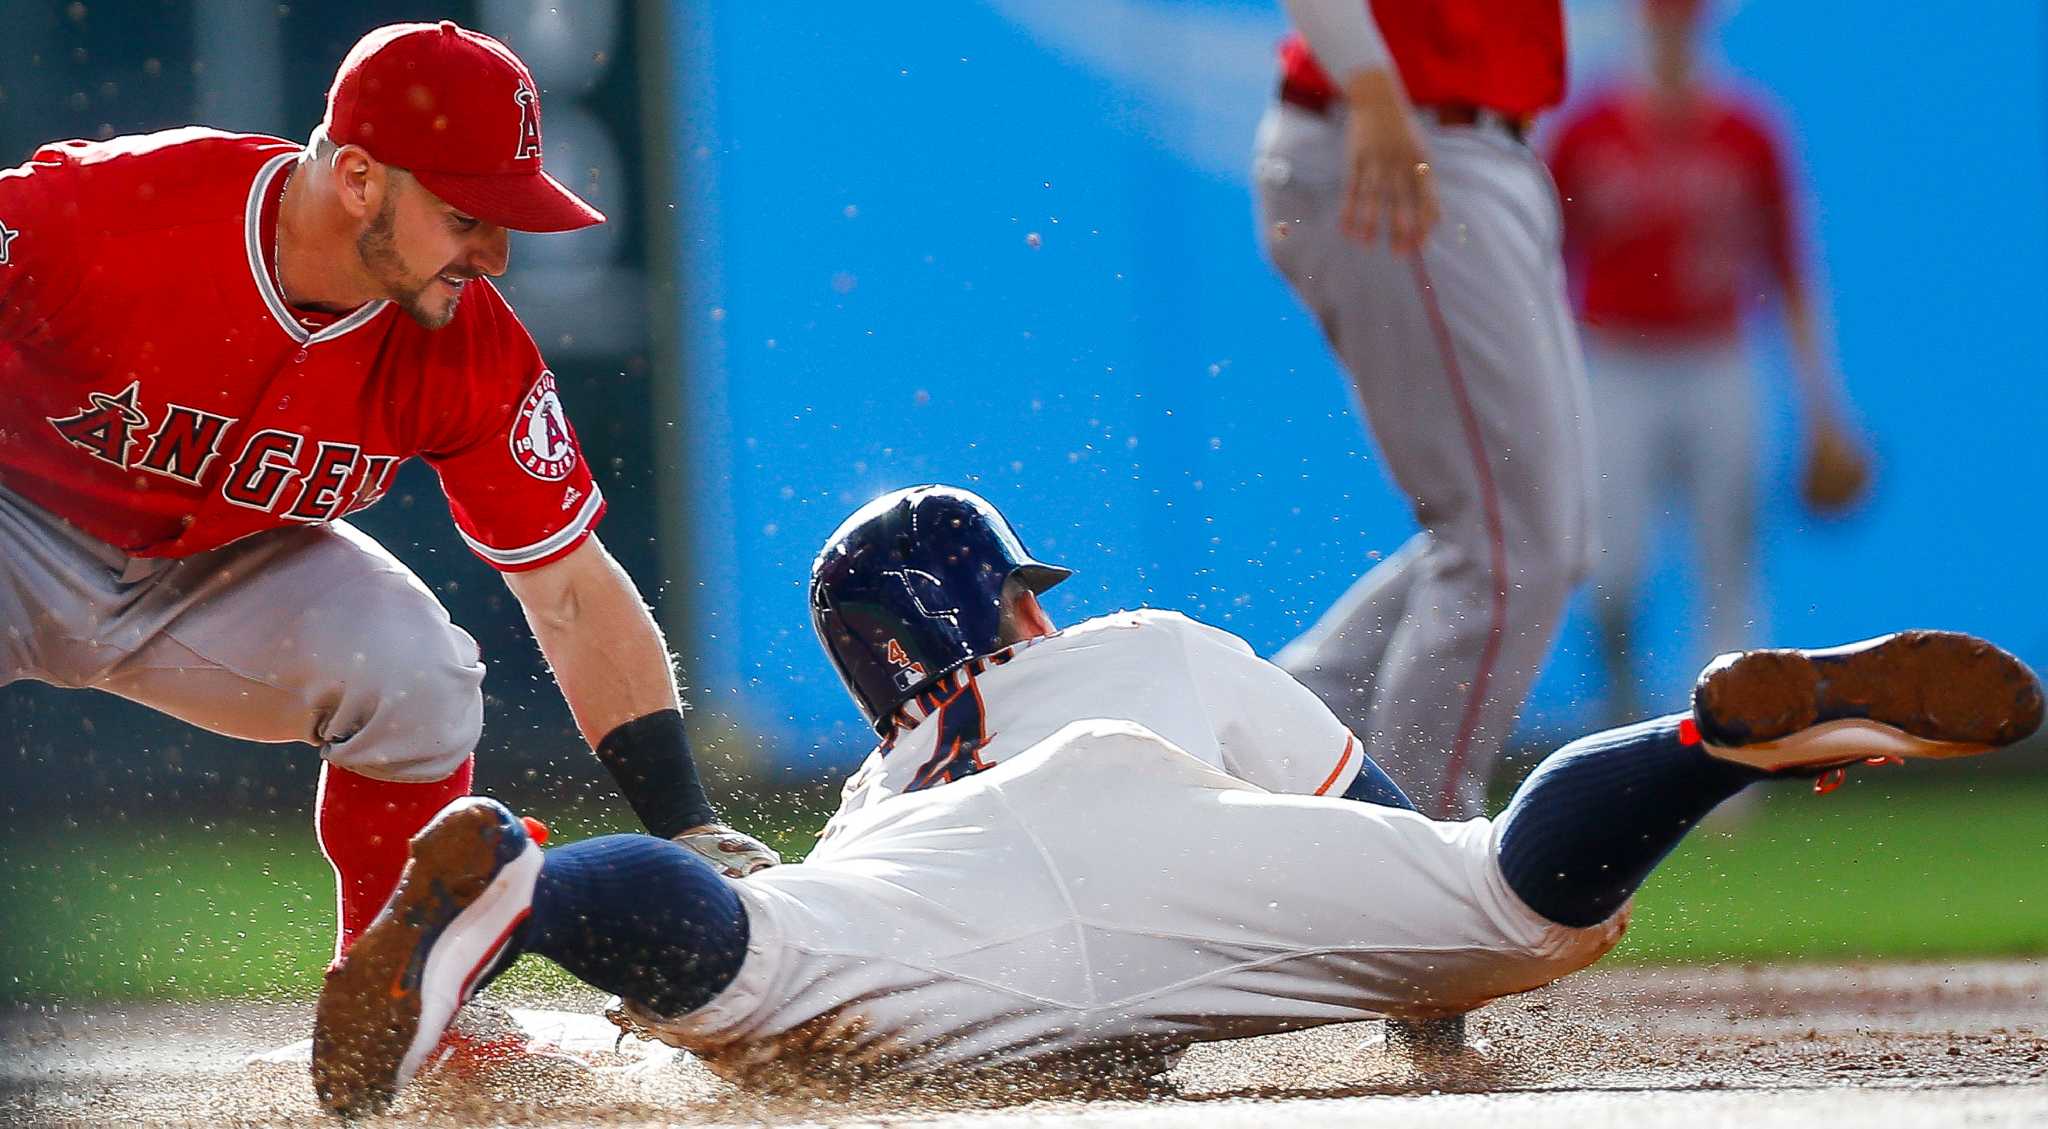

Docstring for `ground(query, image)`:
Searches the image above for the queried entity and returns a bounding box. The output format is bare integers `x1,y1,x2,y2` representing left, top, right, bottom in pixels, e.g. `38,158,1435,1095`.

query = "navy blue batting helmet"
810,485,1071,735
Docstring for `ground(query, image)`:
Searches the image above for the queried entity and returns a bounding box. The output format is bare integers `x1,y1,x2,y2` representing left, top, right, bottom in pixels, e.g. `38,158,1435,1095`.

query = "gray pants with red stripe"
1253,102,1596,819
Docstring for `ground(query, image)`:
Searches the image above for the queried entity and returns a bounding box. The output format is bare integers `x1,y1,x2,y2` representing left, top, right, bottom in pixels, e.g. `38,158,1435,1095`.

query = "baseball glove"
1800,422,1872,517
673,824,781,878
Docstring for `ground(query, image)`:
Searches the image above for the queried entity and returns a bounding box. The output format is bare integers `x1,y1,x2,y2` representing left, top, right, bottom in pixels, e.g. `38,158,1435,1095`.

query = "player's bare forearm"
1780,286,1842,420
1777,285,1873,513
506,537,777,870
503,535,680,745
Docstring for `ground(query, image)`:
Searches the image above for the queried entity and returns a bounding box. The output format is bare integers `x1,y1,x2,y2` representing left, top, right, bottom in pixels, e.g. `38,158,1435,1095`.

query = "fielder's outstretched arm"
503,535,777,873
504,536,680,751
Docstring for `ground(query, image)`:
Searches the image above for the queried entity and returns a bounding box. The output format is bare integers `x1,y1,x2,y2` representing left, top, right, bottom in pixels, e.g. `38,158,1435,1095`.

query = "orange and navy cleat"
1691,630,2043,781
311,797,542,1117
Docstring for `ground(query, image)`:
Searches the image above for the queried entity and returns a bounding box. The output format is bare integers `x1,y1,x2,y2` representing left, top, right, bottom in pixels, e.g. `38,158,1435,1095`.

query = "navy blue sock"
1495,714,1766,928
506,834,749,1018
1341,751,1419,811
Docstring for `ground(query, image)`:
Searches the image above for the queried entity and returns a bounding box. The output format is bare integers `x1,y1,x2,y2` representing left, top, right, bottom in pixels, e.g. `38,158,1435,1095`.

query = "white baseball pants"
645,719,1624,1077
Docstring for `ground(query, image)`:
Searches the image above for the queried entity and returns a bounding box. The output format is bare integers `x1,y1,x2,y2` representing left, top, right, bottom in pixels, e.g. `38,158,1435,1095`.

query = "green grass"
3,776,2045,1003
1613,774,2048,962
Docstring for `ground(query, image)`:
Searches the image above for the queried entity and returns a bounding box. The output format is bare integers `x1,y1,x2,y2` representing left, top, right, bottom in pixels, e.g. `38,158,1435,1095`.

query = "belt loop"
1418,102,1528,144
1278,76,1336,116
1478,108,1529,144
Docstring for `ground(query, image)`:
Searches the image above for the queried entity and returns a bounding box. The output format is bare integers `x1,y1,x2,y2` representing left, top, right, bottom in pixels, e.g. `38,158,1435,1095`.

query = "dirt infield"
4,960,2044,1128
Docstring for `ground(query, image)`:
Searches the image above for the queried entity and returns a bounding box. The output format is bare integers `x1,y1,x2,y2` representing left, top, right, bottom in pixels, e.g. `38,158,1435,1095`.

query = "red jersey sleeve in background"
0,146,91,345
1543,107,1595,266
422,280,606,572
1740,109,1804,296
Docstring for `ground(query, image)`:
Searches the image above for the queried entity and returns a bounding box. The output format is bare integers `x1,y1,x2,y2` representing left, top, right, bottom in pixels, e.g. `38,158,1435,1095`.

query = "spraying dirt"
4,960,2044,1128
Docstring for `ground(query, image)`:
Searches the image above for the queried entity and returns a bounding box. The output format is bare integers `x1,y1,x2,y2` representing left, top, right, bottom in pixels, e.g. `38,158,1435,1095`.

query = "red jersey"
1547,88,1802,341
1280,1,1566,120
0,129,604,570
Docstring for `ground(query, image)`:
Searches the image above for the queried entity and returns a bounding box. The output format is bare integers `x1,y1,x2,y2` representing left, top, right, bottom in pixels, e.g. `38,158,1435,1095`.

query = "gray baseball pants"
1583,330,1760,673
0,483,482,782
1253,102,1596,819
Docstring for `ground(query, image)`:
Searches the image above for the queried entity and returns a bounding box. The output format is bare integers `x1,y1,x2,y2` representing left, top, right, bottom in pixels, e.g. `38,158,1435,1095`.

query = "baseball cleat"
424,997,540,1074
311,797,541,1118
1691,630,2044,774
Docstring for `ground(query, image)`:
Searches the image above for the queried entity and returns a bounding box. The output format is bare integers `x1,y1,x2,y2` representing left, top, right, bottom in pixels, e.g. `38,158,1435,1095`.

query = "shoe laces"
1813,755,1905,795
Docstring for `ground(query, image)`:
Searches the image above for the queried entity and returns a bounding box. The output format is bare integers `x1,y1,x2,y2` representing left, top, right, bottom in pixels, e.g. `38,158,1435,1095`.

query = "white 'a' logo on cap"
513,86,541,161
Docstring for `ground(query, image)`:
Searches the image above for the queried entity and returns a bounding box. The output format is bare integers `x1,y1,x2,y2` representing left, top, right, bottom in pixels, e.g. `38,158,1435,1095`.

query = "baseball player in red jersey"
1547,0,1869,720
1256,1,1592,824
0,21,776,981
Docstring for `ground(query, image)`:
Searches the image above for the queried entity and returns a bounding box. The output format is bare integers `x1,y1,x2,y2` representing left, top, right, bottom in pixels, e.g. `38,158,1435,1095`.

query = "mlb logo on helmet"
885,638,926,692
323,20,603,233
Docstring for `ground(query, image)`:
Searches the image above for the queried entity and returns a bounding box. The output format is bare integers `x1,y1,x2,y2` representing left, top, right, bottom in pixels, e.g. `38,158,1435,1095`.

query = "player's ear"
998,582,1058,644
329,145,384,221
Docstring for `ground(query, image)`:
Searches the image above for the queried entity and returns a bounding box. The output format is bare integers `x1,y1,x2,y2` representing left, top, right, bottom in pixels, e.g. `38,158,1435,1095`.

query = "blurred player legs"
1548,0,1869,731
1274,533,1424,730
1257,104,1595,819
1585,332,1758,722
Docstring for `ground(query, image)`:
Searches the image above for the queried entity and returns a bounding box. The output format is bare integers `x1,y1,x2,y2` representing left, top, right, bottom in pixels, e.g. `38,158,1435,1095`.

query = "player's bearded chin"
357,184,459,330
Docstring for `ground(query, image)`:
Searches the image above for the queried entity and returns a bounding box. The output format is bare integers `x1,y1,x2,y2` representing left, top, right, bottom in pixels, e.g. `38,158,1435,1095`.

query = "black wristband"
594,708,719,839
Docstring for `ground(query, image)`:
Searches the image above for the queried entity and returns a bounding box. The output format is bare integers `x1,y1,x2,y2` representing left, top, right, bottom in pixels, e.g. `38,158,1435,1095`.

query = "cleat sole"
1692,630,2043,771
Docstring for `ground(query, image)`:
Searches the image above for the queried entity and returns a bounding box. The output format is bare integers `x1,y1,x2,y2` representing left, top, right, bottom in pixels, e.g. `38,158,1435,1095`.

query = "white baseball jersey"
638,613,1622,1079
822,609,1363,841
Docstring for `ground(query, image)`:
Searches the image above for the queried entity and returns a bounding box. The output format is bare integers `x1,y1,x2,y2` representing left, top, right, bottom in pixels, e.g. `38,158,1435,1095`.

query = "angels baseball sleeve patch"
510,369,578,481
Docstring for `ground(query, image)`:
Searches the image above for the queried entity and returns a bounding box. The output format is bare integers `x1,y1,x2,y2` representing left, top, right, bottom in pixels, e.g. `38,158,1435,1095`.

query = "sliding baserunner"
310,485,2043,1116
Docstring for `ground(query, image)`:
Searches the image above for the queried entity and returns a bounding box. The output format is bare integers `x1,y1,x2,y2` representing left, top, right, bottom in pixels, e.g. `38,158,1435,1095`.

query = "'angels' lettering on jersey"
0,131,604,569
47,380,400,521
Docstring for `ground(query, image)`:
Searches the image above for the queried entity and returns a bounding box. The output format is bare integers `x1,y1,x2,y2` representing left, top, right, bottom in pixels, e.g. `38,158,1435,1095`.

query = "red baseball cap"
323,20,604,233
